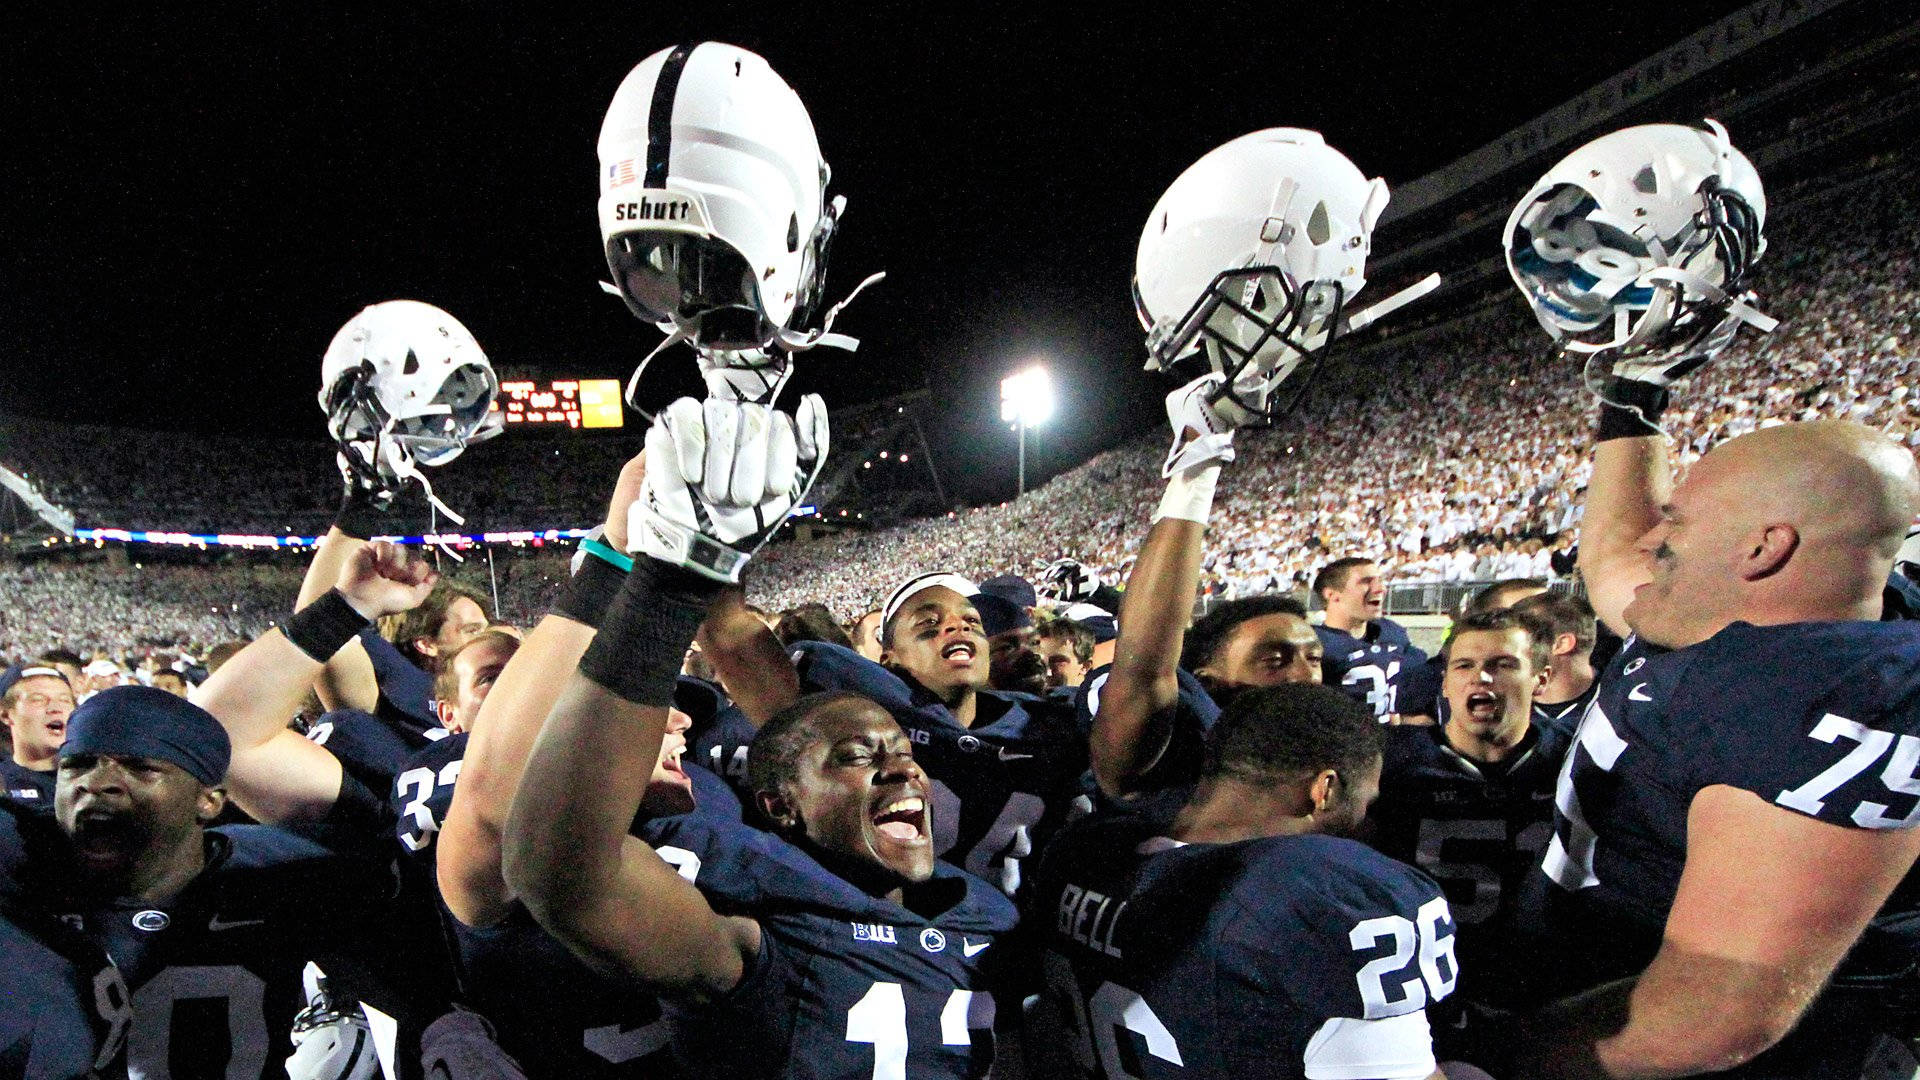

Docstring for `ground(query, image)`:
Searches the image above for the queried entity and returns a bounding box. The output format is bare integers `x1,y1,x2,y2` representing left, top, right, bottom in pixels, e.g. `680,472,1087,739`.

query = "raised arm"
1577,432,1668,640
194,541,435,822
1574,324,1747,640
1093,514,1206,798
505,395,820,998
438,453,642,928
502,599,756,1001
1091,376,1236,798
295,514,386,714
696,585,802,726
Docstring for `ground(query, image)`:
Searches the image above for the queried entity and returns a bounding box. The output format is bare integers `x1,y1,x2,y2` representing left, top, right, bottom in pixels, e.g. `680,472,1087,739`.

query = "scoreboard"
494,379,625,429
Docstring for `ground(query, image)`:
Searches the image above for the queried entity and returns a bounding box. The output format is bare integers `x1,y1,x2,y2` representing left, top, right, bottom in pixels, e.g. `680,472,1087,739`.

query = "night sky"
3,3,1753,501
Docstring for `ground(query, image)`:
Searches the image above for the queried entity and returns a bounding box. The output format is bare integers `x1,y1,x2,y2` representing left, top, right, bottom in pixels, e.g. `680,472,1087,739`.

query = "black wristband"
578,558,721,706
1596,377,1669,441
334,481,388,540
551,551,627,628
285,589,373,662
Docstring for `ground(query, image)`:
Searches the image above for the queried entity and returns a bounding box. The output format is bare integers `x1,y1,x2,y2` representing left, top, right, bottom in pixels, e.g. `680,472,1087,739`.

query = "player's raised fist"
630,395,829,583
1162,373,1252,477
336,540,438,620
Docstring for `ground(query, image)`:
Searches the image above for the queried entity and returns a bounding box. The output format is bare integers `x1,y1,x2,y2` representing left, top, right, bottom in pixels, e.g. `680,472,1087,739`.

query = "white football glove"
1162,373,1260,477
631,395,828,583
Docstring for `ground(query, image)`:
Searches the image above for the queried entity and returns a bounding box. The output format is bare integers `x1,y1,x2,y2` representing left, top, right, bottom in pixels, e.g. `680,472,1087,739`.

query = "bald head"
1709,420,1918,558
1626,420,1918,646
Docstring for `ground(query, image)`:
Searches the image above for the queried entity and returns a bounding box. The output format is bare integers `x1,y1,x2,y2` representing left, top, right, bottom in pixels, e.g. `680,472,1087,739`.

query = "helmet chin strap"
374,417,469,561
620,322,694,418
771,270,887,352
615,270,889,416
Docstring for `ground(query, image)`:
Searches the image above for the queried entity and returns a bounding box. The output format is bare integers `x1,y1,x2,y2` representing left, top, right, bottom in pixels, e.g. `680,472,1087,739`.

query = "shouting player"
504,392,1015,1080
1497,121,1920,1078
0,665,75,809
1367,608,1568,1011
1314,556,1431,721
0,543,445,1080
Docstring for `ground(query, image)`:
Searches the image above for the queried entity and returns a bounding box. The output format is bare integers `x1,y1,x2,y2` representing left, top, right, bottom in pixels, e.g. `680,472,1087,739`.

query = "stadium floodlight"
1000,365,1053,496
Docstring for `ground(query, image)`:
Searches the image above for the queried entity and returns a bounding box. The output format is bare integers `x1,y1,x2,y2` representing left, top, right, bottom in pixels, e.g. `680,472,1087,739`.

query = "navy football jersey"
0,801,125,1079
391,732,469,868
1536,622,1920,1070
308,706,450,795
0,910,113,1080
643,813,1018,1080
358,626,436,728
1032,814,1454,1079
1370,721,1569,1008
1316,619,1430,720
1073,664,1220,801
681,675,759,800
790,642,1091,895
394,726,742,1080
0,758,54,810
1,803,404,1080
1396,654,1445,721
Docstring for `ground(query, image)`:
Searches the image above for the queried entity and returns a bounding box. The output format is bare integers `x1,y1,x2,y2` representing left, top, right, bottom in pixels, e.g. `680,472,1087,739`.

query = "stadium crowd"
5,158,1916,656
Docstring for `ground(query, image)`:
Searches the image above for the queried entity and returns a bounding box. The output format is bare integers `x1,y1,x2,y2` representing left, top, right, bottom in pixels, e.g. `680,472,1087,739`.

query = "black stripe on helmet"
646,44,697,188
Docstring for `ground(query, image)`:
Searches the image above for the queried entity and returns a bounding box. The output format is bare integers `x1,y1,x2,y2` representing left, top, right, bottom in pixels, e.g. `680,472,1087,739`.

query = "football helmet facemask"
318,300,500,521
1134,129,1431,423
1503,119,1775,365
598,43,882,409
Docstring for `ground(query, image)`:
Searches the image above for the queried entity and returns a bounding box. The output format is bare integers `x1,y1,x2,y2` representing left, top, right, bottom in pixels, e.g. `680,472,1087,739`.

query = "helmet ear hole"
1307,202,1331,245
402,350,420,376
788,213,800,253
1633,165,1660,194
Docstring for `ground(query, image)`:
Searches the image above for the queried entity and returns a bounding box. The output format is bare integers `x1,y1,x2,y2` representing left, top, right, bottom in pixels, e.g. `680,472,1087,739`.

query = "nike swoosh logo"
1627,683,1652,702
997,748,1034,762
207,915,267,932
963,939,990,957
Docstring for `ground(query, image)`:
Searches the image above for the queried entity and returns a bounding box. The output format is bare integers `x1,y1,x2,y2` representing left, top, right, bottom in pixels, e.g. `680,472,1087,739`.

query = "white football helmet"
598,44,869,357
1503,119,1773,360
1134,129,1392,421
319,300,500,518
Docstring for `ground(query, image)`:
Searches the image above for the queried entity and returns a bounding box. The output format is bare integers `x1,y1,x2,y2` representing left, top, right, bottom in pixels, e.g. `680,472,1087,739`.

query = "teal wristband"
581,536,635,572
